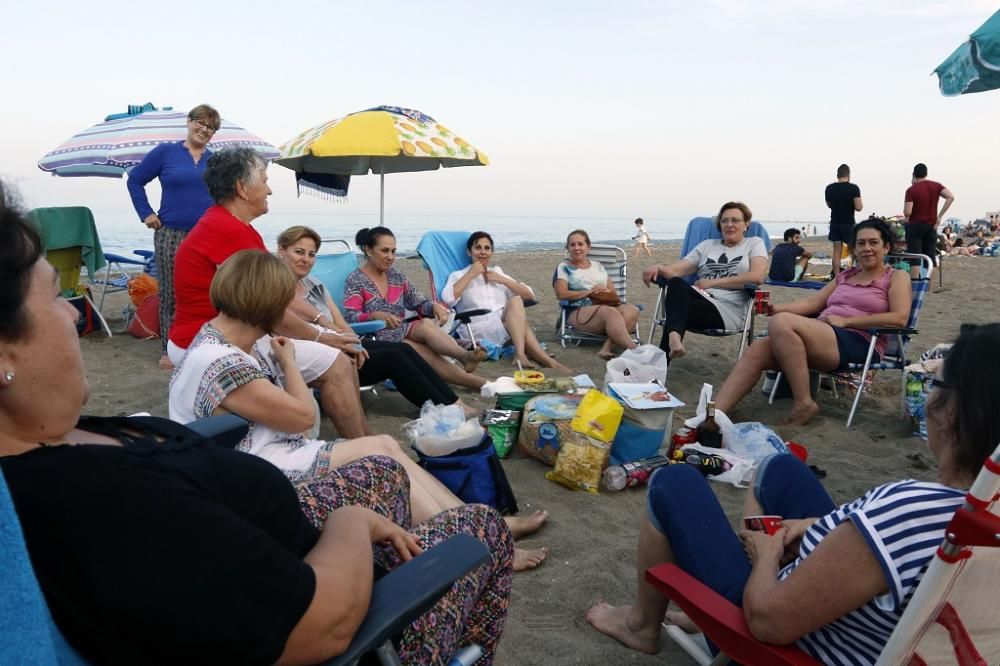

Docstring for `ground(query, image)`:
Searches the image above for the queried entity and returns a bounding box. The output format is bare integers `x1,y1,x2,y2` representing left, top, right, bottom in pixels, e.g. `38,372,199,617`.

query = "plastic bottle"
905,376,926,437
603,455,673,491
696,401,723,448
672,449,732,476
448,645,484,666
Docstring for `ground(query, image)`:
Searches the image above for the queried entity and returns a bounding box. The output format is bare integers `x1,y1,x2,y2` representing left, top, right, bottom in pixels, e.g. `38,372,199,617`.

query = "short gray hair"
204,147,268,203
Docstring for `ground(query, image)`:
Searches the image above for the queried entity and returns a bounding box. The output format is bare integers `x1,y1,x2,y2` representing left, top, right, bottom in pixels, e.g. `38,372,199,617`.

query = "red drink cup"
744,515,783,535
754,289,771,315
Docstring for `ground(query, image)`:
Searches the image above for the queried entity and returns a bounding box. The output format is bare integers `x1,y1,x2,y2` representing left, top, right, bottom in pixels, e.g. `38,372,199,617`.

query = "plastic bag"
570,389,624,443
725,422,789,462
545,432,611,493
603,344,668,386
683,383,735,441
404,401,484,457
679,443,755,488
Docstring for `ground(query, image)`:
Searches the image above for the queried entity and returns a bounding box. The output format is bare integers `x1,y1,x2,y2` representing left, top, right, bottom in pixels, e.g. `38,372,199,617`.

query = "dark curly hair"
0,180,43,341
850,216,894,248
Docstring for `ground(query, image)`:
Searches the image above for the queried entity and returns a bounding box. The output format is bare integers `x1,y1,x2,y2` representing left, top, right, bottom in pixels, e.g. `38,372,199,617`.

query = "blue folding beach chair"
94,249,156,314
414,230,499,349
646,216,771,357
767,252,932,428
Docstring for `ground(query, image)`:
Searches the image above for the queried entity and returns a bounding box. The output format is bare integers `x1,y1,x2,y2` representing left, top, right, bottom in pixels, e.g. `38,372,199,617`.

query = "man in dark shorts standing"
904,163,954,267
825,164,863,276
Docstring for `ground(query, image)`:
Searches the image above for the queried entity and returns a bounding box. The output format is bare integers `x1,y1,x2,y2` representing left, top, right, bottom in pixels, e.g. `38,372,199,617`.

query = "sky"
2,0,998,226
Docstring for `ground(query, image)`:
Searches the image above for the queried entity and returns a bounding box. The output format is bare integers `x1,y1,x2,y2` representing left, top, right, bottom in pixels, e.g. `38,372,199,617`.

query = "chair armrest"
644,563,820,666
132,249,154,259
866,327,917,336
326,534,489,666
184,414,249,449
104,252,146,266
454,308,490,324
350,321,386,335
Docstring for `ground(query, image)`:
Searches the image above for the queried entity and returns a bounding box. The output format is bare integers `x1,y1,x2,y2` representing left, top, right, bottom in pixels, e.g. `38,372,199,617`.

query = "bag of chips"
570,389,624,443
545,432,611,494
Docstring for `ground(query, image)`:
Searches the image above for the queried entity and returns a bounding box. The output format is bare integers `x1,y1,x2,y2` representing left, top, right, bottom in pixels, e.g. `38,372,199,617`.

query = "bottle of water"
448,645,484,666
602,455,672,491
905,376,926,436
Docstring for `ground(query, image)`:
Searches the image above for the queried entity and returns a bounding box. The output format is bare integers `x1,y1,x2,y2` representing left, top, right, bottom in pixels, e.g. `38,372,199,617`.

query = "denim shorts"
831,326,879,371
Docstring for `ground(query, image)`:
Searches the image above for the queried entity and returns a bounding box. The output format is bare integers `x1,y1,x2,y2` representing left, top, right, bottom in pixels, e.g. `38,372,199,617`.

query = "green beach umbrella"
934,9,1000,96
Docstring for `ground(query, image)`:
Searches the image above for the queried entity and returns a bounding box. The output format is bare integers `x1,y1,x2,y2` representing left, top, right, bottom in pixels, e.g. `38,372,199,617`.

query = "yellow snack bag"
545,432,611,494
570,389,624,443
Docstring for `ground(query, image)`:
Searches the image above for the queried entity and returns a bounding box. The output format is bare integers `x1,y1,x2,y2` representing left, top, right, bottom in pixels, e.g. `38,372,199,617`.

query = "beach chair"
767,252,931,428
645,441,1000,666
0,415,491,666
413,230,500,349
28,206,114,337
554,244,642,348
646,217,772,357
93,249,156,315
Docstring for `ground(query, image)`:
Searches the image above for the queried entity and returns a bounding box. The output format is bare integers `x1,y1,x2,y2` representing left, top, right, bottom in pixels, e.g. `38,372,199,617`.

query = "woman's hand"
740,527,787,568
432,302,450,325
269,336,297,369
818,314,848,328
143,213,162,230
589,284,610,296
363,509,424,561
641,264,661,286
372,312,402,329
779,518,817,565
694,278,715,290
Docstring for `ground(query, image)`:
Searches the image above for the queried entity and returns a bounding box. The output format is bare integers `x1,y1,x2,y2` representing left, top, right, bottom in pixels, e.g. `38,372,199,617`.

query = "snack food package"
570,389,624,443
545,432,611,494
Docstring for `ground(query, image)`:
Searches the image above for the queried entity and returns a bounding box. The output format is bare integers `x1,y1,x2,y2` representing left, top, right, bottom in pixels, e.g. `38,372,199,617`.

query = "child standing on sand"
632,217,651,257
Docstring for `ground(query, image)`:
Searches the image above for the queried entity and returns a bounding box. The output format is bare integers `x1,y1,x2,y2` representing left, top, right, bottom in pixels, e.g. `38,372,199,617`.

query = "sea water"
92,210,827,257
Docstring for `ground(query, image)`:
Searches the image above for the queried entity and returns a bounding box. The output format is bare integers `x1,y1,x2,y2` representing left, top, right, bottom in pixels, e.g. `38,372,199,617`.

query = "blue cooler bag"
416,433,519,515
609,420,666,466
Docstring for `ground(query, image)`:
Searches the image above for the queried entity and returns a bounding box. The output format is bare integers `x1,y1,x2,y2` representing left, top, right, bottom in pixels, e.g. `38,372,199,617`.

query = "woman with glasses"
589,323,998,665
712,217,911,426
127,104,220,370
642,201,768,361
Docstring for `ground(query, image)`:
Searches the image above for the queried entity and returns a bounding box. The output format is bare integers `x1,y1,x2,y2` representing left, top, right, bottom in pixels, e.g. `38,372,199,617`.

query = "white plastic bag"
679,443,755,488
403,401,484,456
725,422,789,463
604,344,668,386
683,383,735,439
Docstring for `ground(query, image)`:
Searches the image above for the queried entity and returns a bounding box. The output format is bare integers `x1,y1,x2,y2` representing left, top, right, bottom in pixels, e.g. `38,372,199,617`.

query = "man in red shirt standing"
904,163,954,268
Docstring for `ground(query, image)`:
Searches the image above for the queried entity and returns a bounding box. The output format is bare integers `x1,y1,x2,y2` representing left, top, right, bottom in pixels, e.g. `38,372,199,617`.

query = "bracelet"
314,328,323,341
311,312,323,324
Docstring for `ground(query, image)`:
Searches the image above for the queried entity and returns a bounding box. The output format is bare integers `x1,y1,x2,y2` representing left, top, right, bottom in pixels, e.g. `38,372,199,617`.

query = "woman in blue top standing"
127,104,219,369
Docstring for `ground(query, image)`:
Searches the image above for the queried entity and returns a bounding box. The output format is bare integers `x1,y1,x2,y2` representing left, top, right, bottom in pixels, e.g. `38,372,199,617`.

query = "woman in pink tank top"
714,218,912,426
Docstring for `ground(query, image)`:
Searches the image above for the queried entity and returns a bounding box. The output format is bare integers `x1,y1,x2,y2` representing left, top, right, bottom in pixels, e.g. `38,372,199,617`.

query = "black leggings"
359,340,459,407
658,277,725,350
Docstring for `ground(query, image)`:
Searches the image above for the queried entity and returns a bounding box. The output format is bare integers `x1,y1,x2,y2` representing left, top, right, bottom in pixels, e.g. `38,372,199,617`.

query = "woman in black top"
0,180,512,665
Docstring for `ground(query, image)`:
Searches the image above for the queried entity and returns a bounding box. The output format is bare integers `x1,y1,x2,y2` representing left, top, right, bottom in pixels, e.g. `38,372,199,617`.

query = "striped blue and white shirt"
780,480,965,665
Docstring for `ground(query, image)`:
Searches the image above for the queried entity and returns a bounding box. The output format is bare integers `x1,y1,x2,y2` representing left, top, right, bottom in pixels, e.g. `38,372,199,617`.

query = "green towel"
28,206,106,278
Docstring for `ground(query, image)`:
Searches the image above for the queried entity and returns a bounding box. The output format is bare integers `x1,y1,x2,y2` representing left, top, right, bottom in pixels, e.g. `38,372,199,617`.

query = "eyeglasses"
720,217,746,226
189,118,217,134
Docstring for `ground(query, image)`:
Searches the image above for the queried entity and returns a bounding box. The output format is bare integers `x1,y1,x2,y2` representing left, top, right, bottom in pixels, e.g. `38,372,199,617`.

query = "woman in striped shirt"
587,323,999,665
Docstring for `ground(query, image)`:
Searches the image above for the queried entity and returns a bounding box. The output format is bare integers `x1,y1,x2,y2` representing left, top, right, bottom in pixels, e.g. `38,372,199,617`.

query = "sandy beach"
80,238,990,665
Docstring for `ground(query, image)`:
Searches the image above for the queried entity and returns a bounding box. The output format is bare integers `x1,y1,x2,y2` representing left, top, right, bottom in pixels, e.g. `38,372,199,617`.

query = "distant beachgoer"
127,104,219,369
632,218,652,257
442,231,570,372
904,163,954,268
641,202,767,361
825,164,863,277
769,227,813,282
554,229,641,360
343,227,487,390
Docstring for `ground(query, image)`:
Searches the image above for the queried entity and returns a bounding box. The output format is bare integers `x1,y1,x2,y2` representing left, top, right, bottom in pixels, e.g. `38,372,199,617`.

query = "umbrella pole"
379,165,385,225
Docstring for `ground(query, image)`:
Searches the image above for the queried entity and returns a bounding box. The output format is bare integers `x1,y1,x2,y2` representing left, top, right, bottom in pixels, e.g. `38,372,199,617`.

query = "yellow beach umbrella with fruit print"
276,105,488,223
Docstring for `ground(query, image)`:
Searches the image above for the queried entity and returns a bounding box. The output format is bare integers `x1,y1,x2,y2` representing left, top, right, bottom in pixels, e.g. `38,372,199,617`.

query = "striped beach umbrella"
38,104,278,178
275,106,488,222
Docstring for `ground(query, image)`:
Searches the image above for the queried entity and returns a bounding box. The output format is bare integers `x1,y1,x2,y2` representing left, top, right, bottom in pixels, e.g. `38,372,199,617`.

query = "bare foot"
596,350,616,361
463,347,487,374
586,601,661,654
512,355,537,369
158,355,174,370
504,510,548,538
783,399,820,426
546,360,574,375
664,609,699,634
513,546,548,571
667,332,685,360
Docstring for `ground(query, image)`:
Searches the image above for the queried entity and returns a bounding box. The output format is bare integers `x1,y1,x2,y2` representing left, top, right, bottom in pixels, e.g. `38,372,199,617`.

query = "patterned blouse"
168,323,337,484
342,266,436,342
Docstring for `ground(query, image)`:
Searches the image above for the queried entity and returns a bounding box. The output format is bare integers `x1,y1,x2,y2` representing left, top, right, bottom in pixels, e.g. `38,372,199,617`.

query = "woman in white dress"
443,232,569,371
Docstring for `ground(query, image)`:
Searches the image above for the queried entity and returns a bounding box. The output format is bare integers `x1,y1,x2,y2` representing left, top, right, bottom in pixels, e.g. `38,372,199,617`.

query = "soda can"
744,515,783,535
754,289,771,315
